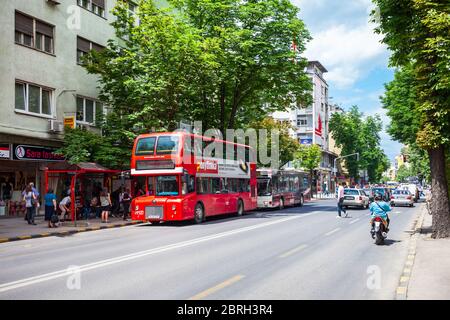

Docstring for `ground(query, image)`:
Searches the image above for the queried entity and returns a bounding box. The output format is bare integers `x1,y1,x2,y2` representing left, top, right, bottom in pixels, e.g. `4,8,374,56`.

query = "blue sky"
292,0,404,163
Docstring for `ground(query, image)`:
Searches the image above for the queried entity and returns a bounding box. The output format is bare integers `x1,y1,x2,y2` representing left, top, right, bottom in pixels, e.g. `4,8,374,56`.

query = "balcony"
297,126,313,133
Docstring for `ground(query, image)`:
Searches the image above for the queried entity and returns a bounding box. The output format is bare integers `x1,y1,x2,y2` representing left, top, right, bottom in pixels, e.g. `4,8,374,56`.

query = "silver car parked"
390,189,414,207
342,188,370,209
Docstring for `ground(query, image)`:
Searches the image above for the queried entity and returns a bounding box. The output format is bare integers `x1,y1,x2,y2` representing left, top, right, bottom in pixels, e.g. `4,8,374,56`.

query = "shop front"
0,143,65,217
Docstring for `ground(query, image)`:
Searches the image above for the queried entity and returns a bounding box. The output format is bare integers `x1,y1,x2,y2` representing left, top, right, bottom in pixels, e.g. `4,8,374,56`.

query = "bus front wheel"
299,195,304,207
194,203,205,224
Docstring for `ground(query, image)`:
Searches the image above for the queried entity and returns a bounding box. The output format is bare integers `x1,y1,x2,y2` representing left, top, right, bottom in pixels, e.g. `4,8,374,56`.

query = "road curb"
0,221,144,244
395,204,427,300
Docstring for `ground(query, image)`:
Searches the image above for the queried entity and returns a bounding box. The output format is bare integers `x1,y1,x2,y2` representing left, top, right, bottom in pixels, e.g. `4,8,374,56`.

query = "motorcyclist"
369,193,392,233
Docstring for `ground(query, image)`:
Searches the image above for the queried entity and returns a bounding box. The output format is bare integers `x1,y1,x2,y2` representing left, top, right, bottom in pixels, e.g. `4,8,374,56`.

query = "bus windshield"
156,136,179,155
155,176,179,196
257,179,272,196
135,137,156,155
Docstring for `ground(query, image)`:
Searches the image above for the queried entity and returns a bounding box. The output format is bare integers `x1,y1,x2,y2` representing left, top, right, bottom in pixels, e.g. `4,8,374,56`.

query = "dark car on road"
372,187,391,202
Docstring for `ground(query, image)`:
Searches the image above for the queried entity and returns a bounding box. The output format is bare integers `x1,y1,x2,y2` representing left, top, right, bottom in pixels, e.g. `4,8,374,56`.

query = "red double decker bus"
130,132,257,224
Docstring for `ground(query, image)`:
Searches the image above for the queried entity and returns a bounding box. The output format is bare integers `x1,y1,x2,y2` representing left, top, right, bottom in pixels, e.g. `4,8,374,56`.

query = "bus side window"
220,178,228,193
211,178,221,194
188,175,195,193
272,176,278,194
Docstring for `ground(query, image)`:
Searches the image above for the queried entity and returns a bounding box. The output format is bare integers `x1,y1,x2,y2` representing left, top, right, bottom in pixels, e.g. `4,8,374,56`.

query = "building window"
76,96,104,125
77,36,104,64
77,0,105,18
15,81,53,116
297,116,307,126
15,11,54,54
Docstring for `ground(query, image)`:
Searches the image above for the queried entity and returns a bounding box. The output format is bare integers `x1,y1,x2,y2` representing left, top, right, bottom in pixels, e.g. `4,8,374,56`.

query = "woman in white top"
100,189,112,223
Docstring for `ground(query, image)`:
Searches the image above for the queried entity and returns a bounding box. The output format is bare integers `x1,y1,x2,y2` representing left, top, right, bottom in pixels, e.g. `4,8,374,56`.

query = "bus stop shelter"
44,162,122,222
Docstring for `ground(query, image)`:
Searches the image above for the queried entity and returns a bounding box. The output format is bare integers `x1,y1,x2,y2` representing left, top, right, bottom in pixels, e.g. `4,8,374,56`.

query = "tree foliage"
293,144,322,173
328,106,388,183
293,144,322,194
248,117,300,168
57,126,130,170
372,0,450,237
85,0,312,134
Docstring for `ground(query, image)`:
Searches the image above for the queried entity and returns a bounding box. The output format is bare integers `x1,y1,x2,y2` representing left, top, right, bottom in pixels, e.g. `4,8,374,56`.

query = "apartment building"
272,61,339,193
0,0,118,204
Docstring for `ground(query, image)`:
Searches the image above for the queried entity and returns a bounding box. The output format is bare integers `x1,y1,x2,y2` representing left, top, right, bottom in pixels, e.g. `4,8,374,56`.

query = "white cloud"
304,22,388,89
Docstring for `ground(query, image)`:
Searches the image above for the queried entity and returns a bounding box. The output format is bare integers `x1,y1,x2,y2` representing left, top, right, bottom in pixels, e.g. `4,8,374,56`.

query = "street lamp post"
333,152,359,189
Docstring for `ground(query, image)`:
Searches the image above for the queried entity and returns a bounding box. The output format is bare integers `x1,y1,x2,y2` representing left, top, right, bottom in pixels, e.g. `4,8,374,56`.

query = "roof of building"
308,61,328,73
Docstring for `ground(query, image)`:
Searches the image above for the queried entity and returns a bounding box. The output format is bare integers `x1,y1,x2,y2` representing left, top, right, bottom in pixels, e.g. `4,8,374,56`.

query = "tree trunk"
429,145,450,238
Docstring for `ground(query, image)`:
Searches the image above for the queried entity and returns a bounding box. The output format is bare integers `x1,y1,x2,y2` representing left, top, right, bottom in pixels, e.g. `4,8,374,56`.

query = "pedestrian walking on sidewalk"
44,189,57,228
100,189,112,223
23,185,37,225
337,182,347,218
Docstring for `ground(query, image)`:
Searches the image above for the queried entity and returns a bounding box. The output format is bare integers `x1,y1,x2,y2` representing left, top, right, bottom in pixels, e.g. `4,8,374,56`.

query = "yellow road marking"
279,244,308,258
0,238,9,243
397,287,407,295
40,233,50,237
188,275,245,300
400,276,410,283
403,268,411,274
19,236,31,240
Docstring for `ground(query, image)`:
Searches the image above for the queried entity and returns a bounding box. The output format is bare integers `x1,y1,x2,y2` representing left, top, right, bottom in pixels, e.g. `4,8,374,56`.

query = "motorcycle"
370,216,388,245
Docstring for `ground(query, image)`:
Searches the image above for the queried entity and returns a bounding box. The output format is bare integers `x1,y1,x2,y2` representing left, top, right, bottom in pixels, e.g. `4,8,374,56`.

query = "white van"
399,184,419,202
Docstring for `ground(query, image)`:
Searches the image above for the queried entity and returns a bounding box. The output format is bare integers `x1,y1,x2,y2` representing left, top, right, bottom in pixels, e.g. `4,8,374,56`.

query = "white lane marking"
279,244,308,258
0,213,314,293
325,228,341,236
349,218,360,224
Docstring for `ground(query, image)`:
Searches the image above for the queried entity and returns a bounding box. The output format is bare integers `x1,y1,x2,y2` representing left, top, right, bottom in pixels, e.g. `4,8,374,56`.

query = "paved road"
0,200,421,299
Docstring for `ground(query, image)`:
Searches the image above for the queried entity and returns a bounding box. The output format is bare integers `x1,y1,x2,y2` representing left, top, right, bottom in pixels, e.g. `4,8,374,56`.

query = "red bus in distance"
130,132,257,224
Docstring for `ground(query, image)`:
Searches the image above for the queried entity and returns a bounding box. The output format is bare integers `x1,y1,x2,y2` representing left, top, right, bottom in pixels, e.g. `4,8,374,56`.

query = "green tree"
396,164,414,183
293,144,322,196
402,144,431,184
85,0,312,134
328,106,388,183
248,117,300,168
57,126,131,170
372,0,450,237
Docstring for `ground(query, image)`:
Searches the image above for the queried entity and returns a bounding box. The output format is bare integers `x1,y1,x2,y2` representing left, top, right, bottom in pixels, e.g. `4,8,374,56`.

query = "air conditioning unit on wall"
47,0,61,5
48,119,64,133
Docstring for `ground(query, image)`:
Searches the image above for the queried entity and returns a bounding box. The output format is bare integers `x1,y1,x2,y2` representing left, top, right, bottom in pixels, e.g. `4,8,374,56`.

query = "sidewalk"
406,209,450,299
0,215,143,243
